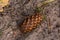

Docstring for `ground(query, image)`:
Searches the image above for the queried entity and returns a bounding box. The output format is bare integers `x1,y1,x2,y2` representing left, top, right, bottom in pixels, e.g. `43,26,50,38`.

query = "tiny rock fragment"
0,7,3,12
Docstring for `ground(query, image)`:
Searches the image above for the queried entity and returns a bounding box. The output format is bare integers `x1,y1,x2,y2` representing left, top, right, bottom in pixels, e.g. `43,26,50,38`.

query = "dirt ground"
0,0,60,40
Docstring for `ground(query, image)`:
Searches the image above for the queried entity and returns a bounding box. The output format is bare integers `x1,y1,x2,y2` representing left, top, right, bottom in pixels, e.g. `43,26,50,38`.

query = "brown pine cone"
20,13,43,33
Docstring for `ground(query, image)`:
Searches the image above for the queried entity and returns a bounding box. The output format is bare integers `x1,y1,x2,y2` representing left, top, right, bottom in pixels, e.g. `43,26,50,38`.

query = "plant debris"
19,13,43,33
0,0,9,12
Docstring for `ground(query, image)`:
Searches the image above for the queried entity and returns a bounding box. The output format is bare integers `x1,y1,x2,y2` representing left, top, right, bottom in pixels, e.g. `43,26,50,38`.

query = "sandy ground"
0,0,60,40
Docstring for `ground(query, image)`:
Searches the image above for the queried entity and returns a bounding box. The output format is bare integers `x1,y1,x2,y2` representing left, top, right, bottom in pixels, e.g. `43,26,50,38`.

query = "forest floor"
0,0,60,40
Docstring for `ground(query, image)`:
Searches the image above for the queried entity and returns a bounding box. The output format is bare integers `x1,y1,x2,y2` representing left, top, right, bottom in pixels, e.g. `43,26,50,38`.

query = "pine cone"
20,13,43,33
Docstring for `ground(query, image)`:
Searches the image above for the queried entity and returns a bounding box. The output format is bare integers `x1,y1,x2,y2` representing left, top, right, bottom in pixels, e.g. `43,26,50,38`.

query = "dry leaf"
0,0,9,12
